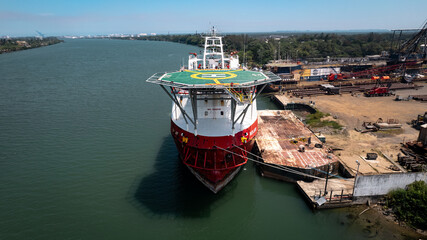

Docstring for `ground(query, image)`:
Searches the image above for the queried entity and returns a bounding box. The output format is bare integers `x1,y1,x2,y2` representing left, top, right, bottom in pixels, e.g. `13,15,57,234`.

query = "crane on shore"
390,19,427,63
35,31,45,40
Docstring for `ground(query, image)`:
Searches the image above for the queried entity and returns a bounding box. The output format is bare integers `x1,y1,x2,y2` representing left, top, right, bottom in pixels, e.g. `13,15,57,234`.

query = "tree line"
117,32,414,66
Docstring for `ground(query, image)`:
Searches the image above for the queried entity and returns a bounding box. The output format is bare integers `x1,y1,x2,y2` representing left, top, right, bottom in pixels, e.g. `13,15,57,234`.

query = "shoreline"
0,37,63,54
340,204,426,239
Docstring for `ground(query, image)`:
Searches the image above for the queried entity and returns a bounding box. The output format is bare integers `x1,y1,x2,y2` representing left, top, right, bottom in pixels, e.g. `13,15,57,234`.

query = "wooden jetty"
297,179,354,209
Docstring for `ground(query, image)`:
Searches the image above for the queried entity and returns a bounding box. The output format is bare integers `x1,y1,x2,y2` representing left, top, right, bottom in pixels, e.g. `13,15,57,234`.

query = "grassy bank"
305,110,342,129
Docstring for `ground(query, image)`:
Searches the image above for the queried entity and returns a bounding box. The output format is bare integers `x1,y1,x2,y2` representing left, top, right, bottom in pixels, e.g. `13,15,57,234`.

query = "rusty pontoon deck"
255,110,339,182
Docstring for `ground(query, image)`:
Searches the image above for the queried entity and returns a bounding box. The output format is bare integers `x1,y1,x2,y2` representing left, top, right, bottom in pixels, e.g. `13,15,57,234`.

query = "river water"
0,39,409,239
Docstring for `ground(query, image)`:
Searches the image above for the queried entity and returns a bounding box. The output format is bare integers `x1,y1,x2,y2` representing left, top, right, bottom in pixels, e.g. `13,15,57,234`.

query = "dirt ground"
295,82,427,176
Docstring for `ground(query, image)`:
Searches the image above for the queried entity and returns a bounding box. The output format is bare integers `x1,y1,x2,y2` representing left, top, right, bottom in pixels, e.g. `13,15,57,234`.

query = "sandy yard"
294,82,427,176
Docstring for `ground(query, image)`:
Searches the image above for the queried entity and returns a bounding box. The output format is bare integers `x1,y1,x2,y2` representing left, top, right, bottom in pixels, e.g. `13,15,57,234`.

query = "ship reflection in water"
130,136,237,218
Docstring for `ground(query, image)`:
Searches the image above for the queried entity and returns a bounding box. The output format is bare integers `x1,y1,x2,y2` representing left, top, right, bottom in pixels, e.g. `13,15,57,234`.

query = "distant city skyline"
1,0,426,36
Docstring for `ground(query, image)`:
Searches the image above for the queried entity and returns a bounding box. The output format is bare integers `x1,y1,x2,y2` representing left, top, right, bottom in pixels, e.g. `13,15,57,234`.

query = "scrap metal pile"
398,122,427,172
398,141,427,172
356,118,402,133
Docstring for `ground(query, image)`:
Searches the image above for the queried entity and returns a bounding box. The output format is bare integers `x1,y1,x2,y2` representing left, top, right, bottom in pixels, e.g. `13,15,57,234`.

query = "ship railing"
313,188,353,203
223,87,244,104
224,87,253,105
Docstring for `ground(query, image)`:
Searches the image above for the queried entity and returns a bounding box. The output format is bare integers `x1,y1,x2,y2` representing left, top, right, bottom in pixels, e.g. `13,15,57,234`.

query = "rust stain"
256,110,338,169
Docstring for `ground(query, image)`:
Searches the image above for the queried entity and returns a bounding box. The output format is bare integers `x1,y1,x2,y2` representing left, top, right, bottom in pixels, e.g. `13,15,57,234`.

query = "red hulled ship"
147,28,280,192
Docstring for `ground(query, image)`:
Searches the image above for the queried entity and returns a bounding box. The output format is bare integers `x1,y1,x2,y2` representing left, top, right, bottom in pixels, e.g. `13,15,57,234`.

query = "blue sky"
1,0,426,36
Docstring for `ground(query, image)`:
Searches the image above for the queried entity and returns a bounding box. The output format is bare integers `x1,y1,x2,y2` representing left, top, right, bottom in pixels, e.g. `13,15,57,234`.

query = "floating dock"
254,110,339,182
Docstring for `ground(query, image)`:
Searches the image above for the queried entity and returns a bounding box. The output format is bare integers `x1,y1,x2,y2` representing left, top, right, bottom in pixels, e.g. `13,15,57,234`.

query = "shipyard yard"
249,77,426,231
291,82,427,176
255,81,427,236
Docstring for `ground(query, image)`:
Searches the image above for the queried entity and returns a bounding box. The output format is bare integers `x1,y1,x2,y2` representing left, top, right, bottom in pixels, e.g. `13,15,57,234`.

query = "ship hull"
186,165,242,193
171,120,257,193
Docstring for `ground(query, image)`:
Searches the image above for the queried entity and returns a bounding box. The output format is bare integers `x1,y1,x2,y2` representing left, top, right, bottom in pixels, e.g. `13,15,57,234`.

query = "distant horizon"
1,28,416,38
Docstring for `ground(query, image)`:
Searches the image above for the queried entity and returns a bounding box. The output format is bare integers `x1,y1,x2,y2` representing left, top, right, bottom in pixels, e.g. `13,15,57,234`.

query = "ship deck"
147,69,281,88
256,110,339,169
161,69,266,85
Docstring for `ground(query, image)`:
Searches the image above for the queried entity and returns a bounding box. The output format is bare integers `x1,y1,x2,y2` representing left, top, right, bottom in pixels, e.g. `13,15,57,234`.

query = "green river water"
0,39,414,239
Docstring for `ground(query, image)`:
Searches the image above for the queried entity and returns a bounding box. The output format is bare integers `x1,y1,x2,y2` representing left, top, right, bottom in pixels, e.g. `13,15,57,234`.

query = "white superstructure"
172,92,257,137
188,27,240,70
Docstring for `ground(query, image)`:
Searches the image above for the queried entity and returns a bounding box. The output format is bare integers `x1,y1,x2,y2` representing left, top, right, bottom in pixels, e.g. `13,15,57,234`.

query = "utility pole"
323,163,330,196
352,160,361,197
355,160,360,178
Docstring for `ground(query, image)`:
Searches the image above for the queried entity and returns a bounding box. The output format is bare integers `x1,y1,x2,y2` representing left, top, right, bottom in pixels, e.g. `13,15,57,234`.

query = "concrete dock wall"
272,95,316,113
353,172,427,197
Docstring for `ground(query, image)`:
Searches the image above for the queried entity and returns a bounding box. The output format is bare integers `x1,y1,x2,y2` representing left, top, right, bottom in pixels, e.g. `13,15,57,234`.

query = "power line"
231,144,352,181
215,145,325,180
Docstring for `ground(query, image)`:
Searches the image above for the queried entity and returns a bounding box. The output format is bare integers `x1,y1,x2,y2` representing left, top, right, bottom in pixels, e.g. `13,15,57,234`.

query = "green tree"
386,181,427,230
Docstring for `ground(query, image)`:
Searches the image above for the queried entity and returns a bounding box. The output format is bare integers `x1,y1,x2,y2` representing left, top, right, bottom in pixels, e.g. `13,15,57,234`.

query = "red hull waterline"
171,120,257,193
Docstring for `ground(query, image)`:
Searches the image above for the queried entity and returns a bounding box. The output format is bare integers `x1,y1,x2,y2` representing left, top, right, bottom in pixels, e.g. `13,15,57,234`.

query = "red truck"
364,87,390,97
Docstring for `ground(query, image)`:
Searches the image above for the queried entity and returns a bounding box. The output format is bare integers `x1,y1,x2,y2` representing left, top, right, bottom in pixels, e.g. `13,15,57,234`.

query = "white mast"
202,26,225,69
188,26,239,70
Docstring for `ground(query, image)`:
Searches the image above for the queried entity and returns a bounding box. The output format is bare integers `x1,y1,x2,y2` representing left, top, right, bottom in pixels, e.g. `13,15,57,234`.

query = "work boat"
147,28,280,193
